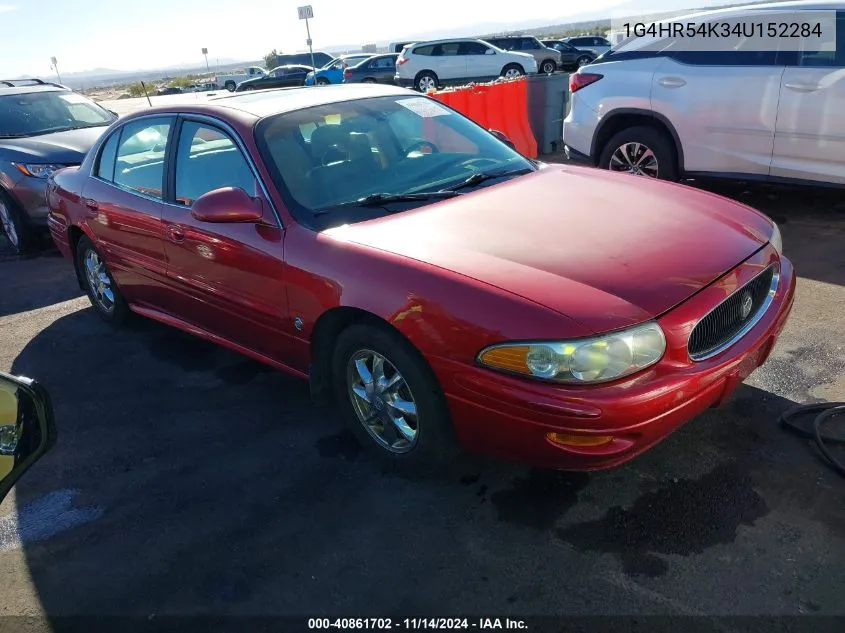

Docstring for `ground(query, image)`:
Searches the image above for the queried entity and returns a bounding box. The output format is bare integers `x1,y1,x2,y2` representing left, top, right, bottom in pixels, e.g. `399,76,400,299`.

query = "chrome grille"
688,266,777,361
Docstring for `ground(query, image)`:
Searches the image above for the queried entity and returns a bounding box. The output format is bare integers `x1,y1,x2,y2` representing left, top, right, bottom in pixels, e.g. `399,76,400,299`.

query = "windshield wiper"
442,167,534,192
313,191,462,216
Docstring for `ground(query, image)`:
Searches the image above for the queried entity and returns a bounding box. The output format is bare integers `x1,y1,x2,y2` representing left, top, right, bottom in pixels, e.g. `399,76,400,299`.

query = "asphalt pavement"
0,177,844,628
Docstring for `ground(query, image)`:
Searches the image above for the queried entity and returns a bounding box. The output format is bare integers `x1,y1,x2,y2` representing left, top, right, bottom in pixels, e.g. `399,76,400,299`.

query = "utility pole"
202,48,210,74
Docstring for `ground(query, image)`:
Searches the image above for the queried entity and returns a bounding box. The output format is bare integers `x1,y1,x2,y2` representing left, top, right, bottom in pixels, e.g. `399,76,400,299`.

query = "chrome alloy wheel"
84,249,115,313
417,75,436,92
0,200,18,248
504,67,522,79
347,349,419,453
609,142,659,177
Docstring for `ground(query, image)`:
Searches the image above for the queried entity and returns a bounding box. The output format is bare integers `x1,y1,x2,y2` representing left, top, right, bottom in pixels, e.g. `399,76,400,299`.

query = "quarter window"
96,131,119,181
174,122,256,206
113,118,172,199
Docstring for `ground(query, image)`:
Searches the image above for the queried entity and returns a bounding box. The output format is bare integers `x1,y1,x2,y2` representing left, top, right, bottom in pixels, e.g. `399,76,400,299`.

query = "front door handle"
658,76,687,88
82,197,99,213
168,226,185,244
784,82,820,92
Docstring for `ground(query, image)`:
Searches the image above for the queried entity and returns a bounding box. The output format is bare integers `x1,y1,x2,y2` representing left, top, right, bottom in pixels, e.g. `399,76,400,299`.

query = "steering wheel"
405,140,440,156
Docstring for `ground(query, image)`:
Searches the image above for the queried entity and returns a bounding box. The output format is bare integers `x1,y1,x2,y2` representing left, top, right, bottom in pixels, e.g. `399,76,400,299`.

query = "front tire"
332,323,459,475
501,63,524,79
598,126,679,181
75,236,129,324
576,55,592,67
316,77,330,86
0,190,34,255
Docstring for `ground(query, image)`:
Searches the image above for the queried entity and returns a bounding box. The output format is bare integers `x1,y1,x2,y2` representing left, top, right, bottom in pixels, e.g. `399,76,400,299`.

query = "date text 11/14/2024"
307,618,529,630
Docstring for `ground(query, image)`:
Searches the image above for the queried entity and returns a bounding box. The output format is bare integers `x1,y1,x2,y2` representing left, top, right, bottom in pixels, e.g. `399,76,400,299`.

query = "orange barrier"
428,78,537,158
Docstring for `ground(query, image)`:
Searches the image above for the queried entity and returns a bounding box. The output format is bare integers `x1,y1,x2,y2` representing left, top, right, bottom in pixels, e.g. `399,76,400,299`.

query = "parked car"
0,78,117,253
156,86,183,96
236,65,312,91
541,39,596,69
217,66,267,92
563,35,613,57
305,54,375,85
388,41,416,53
46,84,793,474
395,39,538,92
275,51,334,69
484,36,562,74
343,54,399,84
562,2,845,186
0,370,57,504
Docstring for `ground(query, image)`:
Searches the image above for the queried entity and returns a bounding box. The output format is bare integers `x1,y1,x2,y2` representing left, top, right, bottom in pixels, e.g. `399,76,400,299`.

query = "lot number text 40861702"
307,618,528,630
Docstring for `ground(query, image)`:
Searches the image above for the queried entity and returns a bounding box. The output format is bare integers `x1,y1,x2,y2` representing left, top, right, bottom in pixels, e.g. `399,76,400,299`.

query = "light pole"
297,5,316,82
202,48,210,74
50,57,62,84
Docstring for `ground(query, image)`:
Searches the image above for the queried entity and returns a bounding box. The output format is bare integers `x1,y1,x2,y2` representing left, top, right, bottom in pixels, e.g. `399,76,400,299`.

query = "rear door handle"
658,76,687,88
168,226,185,244
784,82,820,92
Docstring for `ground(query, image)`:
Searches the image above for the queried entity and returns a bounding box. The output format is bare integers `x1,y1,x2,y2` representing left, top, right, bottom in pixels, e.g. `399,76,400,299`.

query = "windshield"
0,90,115,138
255,94,535,229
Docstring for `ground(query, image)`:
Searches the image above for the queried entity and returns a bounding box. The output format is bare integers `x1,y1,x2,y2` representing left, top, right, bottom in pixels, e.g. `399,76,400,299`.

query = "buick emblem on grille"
740,292,754,320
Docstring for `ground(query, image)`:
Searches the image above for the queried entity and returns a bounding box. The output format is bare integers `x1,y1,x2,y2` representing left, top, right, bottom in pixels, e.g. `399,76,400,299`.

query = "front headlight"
14,163,68,179
477,322,666,384
769,222,783,255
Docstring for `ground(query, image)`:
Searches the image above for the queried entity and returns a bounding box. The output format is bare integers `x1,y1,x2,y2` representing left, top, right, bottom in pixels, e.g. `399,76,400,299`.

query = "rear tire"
332,322,459,476
540,59,557,74
598,126,679,181
75,235,129,324
0,189,34,255
224,81,236,92
576,55,592,67
415,71,438,92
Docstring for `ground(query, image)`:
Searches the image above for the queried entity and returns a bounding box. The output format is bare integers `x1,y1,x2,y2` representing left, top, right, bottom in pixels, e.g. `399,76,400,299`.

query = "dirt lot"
0,173,844,626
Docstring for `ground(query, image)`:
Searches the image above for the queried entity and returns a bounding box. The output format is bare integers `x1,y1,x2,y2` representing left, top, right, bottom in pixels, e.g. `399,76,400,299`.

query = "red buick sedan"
46,84,795,473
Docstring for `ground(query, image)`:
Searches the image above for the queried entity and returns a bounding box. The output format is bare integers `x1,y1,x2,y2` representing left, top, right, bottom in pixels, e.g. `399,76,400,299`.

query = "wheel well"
503,62,524,73
308,307,410,404
592,113,680,167
67,226,85,289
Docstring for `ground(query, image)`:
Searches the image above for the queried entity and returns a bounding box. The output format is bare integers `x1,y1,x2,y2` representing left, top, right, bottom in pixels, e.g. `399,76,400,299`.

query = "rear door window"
113,118,173,199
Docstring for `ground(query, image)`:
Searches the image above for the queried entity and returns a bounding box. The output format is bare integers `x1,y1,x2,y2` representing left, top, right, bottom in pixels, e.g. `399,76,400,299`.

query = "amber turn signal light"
546,432,614,447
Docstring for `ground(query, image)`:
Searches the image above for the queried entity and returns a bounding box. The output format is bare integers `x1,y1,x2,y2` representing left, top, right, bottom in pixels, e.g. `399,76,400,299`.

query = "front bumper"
432,247,795,471
0,168,51,227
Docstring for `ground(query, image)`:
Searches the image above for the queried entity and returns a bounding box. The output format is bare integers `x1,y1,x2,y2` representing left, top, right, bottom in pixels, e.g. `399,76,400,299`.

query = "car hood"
324,166,773,333
0,126,108,164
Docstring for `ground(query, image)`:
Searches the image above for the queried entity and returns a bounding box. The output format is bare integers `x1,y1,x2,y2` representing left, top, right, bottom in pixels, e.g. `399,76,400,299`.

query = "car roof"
0,79,70,95
408,37,488,46
124,84,412,122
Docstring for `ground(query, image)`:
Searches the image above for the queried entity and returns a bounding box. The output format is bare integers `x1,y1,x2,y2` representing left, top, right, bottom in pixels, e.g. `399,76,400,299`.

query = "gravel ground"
0,170,843,628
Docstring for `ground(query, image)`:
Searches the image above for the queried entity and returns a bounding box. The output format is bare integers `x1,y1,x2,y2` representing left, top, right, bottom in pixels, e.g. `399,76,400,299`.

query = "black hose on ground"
779,402,845,478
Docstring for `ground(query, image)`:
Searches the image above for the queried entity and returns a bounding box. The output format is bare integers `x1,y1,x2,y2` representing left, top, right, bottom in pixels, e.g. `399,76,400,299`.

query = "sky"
0,0,727,76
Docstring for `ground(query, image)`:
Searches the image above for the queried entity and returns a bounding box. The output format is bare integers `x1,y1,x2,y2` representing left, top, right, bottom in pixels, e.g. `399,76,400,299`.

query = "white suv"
563,1,845,186
395,39,538,92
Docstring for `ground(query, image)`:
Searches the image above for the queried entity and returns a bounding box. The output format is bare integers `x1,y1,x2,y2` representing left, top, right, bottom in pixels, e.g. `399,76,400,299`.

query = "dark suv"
0,79,116,253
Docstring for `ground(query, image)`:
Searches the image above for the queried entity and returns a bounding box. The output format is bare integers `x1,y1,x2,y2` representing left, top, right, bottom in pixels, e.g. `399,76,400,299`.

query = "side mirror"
489,129,516,150
0,372,57,504
191,187,264,223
